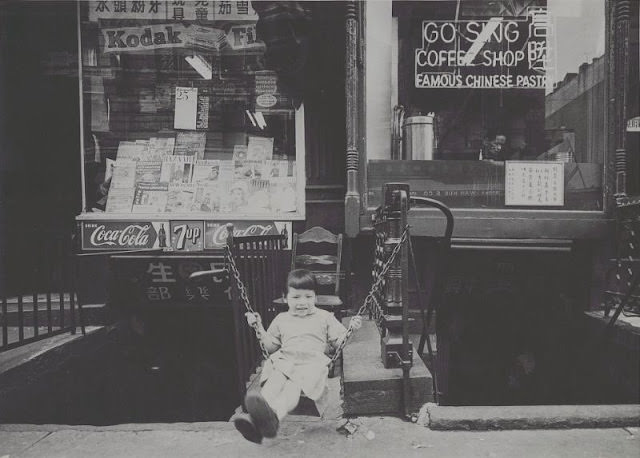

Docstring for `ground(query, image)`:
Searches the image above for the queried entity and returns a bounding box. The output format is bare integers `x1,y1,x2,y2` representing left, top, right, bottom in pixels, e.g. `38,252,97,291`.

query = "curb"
422,403,640,430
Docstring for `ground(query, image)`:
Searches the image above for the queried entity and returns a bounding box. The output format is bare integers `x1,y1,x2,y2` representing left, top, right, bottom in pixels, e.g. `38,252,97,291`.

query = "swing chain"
329,225,410,364
224,245,271,360
224,225,410,366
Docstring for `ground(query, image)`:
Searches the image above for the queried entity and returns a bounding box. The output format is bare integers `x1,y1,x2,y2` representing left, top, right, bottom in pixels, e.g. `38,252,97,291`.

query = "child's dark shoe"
231,412,263,444
245,392,279,438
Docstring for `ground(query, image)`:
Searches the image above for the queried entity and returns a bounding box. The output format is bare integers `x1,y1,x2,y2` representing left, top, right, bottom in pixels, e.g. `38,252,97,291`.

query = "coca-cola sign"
82,221,159,250
205,221,291,249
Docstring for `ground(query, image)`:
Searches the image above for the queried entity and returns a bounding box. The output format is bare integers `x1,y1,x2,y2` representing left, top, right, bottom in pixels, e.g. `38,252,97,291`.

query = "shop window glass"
78,0,304,219
368,0,607,211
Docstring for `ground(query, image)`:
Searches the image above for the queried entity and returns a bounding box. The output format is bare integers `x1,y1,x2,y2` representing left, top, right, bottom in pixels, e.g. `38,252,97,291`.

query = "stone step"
341,318,434,416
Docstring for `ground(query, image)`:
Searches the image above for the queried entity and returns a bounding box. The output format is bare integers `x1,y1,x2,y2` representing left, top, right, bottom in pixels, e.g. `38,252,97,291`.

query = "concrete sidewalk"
1,419,639,458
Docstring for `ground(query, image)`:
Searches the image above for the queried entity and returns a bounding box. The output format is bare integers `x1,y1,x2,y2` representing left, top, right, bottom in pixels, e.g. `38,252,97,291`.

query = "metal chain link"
329,225,410,364
224,226,410,366
371,229,387,326
224,245,271,360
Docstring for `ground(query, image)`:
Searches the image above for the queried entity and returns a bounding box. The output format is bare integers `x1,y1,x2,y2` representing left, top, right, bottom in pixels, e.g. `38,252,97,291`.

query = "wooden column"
612,0,631,204
345,1,360,237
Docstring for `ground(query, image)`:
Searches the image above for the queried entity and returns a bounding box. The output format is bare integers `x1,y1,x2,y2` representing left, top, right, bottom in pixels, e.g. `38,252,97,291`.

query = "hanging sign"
89,1,257,22
89,1,168,21
415,7,551,89
101,24,188,53
627,116,640,132
174,86,198,130
169,1,258,21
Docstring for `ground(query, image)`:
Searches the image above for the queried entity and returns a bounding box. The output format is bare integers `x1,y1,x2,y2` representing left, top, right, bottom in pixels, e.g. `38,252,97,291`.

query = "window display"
367,0,607,211
78,0,305,220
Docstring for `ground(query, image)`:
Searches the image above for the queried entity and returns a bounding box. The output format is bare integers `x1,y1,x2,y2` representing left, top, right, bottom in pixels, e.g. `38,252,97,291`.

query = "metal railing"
1,231,81,352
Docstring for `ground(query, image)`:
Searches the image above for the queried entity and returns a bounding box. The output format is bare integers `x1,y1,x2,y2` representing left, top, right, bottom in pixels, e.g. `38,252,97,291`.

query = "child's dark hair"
287,269,318,291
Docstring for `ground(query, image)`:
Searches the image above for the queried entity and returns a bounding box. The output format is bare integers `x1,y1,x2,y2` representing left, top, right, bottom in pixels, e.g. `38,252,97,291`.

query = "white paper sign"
174,87,198,130
505,161,564,206
89,0,168,21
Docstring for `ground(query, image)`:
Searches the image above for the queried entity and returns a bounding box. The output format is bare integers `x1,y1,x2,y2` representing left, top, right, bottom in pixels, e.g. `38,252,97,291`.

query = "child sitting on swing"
232,269,362,443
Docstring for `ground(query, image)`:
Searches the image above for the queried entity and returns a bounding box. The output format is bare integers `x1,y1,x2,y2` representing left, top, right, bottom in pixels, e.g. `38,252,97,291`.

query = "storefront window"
368,0,607,211
78,1,304,220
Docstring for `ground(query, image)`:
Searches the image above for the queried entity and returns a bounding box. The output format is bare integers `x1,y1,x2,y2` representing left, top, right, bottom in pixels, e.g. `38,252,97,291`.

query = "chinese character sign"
505,161,564,206
89,1,256,21
109,256,230,306
415,7,553,89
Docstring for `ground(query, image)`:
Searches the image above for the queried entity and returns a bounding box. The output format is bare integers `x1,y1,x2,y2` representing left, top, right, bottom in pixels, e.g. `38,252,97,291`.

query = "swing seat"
243,364,321,417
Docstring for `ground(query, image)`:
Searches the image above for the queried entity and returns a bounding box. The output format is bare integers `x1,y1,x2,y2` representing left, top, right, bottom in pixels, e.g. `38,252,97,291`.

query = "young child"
232,269,362,443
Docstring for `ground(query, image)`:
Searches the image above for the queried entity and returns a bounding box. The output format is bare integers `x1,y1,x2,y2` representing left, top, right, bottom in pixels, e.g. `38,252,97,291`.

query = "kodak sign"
101,24,188,53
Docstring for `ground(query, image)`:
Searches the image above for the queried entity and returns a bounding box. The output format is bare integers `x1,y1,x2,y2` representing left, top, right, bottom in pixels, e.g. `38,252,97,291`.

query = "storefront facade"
347,0,638,239
345,0,639,405
69,0,638,405
3,0,636,410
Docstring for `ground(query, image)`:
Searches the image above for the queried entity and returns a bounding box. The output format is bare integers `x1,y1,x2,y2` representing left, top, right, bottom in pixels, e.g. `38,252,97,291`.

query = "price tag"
174,86,198,130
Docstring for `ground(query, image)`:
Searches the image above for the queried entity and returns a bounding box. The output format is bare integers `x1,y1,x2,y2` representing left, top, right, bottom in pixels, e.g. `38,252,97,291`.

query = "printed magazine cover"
110,160,137,189
160,156,195,184
105,188,134,213
132,183,168,213
234,160,263,180
192,183,221,213
116,140,149,161
247,136,274,161
263,160,291,178
232,144,248,161
245,178,272,213
174,131,206,159
165,183,196,213
134,161,163,184
148,136,176,160
270,177,297,213
192,160,221,183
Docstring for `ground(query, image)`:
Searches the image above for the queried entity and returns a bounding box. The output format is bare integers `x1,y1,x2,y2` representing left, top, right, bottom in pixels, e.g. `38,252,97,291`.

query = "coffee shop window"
367,0,608,211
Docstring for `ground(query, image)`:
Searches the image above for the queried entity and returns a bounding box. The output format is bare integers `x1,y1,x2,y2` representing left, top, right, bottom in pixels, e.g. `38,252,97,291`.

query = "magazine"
132,183,169,213
234,160,263,180
148,136,176,160
165,183,196,213
232,145,248,162
219,160,234,181
220,180,248,213
244,179,272,213
174,131,206,158
192,183,221,213
116,140,150,161
192,160,221,183
270,177,297,213
134,161,163,184
247,136,274,161
263,160,290,178
160,156,195,184
110,161,137,189
105,188,134,213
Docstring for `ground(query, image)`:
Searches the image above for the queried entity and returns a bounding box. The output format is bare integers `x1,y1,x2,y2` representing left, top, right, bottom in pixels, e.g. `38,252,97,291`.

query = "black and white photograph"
0,1,638,457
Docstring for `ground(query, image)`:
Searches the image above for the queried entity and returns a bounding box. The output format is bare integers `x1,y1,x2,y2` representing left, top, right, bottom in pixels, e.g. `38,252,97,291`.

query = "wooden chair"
273,226,345,320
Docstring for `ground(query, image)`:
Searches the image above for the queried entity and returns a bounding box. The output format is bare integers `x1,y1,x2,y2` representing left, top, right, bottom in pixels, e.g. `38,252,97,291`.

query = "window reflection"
376,0,607,210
